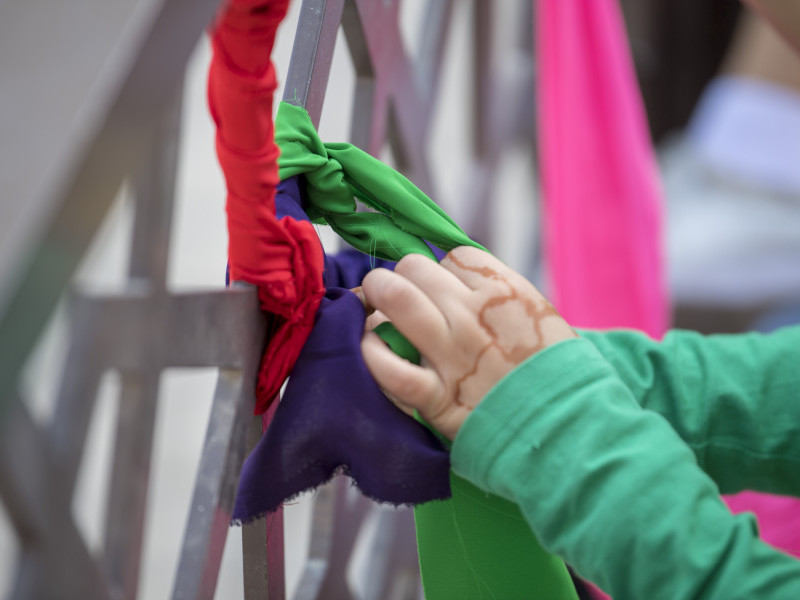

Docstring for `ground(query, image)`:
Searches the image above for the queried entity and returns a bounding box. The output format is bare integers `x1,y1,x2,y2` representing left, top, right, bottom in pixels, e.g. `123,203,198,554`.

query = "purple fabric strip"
233,177,451,521
275,176,397,287
274,175,310,222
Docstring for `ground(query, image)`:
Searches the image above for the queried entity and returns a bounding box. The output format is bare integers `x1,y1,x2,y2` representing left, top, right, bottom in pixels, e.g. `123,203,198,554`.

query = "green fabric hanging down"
275,101,578,600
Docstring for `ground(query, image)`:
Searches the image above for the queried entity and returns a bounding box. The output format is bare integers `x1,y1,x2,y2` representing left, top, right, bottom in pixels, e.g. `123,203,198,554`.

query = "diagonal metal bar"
241,509,285,600
361,508,419,600
342,0,377,152
128,84,184,289
0,400,71,547
103,84,184,599
292,480,341,600
462,0,536,247
0,0,141,293
242,396,286,600
315,482,371,599
241,507,285,600
347,0,402,157
462,0,499,246
103,369,162,600
173,283,268,599
347,0,437,193
172,367,266,599
0,398,109,599
415,0,454,127
0,0,219,418
283,0,347,127
291,477,372,600
52,291,120,492
472,0,493,158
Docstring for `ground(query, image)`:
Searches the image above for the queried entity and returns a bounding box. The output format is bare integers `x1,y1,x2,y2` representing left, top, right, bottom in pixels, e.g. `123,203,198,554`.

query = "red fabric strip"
209,0,325,413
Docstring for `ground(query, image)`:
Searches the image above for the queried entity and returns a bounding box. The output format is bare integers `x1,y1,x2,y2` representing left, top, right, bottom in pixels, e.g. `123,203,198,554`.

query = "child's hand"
359,246,577,440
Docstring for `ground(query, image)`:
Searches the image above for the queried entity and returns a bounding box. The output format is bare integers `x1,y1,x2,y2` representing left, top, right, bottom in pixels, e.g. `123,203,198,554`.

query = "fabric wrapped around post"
234,106,579,599
275,101,486,260
233,177,451,519
209,0,325,414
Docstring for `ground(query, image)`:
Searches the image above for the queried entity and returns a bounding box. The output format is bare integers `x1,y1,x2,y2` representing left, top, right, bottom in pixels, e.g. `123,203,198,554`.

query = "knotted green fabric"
276,101,486,260
274,101,577,600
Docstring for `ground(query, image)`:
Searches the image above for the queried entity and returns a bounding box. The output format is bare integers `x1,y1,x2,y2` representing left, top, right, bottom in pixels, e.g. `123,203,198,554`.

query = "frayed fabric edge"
230,464,452,527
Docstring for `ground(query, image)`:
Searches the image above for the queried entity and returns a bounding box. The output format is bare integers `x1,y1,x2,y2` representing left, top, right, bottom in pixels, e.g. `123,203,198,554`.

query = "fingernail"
350,286,375,315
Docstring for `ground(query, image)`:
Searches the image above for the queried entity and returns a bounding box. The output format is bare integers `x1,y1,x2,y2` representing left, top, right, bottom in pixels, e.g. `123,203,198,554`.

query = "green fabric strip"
275,101,486,261
274,101,576,600
416,474,577,599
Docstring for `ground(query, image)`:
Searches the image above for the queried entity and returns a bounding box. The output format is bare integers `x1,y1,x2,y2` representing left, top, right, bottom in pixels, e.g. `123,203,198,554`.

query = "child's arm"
359,246,577,441
360,247,800,599
361,246,800,498
583,326,800,498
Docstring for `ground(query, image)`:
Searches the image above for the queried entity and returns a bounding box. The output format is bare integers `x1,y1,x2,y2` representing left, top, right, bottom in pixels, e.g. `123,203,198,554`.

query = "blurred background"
1,0,799,597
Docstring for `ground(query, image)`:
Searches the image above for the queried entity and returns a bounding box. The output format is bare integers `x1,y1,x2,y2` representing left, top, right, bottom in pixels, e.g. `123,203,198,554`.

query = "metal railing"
0,1,536,598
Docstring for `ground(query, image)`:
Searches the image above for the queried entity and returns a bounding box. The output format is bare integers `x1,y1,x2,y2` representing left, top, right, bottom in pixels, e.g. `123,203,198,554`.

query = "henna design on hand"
447,253,564,407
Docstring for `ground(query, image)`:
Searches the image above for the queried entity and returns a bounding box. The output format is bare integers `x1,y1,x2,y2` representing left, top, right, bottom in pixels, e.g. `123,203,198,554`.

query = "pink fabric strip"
536,0,668,337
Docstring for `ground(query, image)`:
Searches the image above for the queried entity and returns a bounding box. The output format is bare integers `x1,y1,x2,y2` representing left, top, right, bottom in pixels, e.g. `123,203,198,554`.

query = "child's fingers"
384,390,416,417
393,253,473,316
361,332,443,414
361,268,451,359
350,286,375,315
364,309,389,332
351,283,389,332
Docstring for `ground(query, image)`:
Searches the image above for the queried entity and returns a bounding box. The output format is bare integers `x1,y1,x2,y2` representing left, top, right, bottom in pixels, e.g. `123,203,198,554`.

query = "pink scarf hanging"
535,1,800,595
536,0,668,337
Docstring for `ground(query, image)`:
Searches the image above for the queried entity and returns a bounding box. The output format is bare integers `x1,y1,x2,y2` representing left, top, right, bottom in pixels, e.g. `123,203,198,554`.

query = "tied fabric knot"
233,179,452,521
254,216,325,414
248,101,487,414
274,101,487,260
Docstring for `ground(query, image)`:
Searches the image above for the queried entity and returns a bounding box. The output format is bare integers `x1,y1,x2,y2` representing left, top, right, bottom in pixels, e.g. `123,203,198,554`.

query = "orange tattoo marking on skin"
447,253,561,408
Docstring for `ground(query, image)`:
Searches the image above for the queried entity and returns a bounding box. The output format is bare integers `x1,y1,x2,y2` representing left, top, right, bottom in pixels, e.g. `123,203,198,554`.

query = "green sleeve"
581,326,800,496
450,338,800,600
